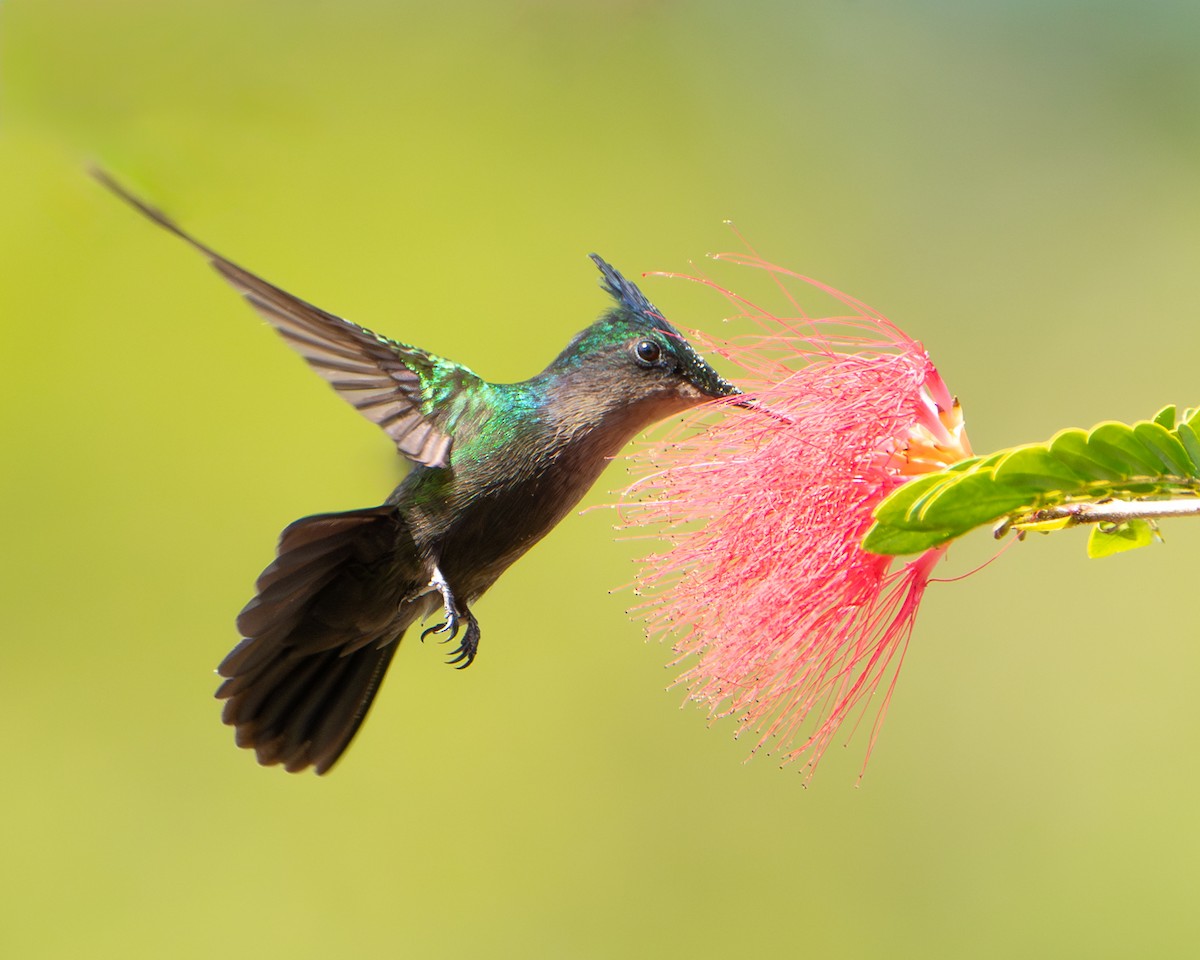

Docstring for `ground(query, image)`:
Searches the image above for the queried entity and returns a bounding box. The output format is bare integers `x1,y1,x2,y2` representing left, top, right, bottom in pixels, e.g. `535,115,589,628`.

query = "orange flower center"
894,397,973,477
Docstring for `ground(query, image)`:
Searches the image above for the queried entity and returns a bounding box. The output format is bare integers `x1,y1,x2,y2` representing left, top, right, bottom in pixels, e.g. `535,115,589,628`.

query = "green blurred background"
3,2,1199,957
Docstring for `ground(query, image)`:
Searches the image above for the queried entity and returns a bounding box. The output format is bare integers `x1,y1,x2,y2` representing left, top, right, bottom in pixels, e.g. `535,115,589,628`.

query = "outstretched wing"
94,169,478,468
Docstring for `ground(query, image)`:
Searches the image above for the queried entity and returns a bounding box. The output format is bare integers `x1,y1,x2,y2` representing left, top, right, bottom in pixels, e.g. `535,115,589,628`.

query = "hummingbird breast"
393,410,626,603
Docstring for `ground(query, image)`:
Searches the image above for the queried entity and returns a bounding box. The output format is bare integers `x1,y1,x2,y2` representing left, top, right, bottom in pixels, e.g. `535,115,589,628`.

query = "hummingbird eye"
633,339,662,366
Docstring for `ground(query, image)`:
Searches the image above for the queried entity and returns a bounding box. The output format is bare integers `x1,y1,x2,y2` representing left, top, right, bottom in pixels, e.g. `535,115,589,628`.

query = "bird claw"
445,614,481,670
418,565,481,668
420,618,456,643
420,601,461,644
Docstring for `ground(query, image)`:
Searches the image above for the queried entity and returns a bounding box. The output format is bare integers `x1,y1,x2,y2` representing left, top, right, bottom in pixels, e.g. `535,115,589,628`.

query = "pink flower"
625,253,972,780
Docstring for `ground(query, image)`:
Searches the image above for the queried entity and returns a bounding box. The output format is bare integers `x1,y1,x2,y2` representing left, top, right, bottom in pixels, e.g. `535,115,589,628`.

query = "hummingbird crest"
583,253,740,402
589,253,664,323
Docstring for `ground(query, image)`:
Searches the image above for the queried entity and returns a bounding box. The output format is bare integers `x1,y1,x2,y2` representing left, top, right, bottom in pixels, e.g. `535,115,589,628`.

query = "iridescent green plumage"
97,170,741,773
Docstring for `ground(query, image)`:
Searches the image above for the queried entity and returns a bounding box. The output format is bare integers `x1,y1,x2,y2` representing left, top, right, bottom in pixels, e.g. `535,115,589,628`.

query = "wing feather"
94,169,478,468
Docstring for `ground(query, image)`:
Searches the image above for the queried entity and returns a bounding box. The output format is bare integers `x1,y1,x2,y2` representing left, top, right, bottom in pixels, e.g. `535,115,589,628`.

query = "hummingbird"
96,171,742,774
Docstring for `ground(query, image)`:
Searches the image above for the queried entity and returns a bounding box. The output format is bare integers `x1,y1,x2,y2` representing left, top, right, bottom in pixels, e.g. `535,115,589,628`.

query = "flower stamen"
624,257,974,780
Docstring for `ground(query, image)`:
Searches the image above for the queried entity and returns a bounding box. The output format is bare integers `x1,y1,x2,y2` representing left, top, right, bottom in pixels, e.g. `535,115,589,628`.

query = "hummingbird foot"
445,611,480,670
418,566,482,668
420,566,460,639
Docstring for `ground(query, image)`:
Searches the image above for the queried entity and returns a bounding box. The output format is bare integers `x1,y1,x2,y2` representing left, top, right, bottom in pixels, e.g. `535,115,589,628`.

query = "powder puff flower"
625,253,973,780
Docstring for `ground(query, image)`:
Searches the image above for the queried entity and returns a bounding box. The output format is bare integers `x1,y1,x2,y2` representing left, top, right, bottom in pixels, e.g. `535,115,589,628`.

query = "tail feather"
234,506,403,648
217,505,423,773
234,552,352,641
305,642,398,773
235,642,399,773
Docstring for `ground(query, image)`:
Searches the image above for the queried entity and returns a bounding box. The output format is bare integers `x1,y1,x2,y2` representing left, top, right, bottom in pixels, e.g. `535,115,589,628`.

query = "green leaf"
1087,422,1162,477
871,473,948,528
1133,420,1195,477
1153,404,1177,429
1176,422,1200,475
993,443,1086,491
872,457,997,529
1012,514,1072,533
909,469,1035,532
1086,519,1155,559
906,471,971,525
1048,428,1124,482
862,521,955,556
865,404,1200,557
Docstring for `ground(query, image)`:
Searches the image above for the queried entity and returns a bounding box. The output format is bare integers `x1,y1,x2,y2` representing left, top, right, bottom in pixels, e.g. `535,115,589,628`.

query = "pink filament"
628,258,955,780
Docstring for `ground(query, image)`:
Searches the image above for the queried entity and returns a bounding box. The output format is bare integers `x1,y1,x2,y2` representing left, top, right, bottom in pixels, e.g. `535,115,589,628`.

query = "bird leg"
421,566,459,636
419,565,482,669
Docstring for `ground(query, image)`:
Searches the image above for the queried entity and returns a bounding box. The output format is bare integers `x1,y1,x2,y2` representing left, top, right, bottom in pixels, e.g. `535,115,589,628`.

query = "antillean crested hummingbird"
97,171,742,773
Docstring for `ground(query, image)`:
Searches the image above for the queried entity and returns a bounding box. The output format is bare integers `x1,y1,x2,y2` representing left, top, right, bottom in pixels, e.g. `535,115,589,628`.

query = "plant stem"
1014,497,1200,527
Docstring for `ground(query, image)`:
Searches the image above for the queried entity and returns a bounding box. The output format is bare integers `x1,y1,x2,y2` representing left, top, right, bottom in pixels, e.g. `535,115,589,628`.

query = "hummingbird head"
541,255,741,426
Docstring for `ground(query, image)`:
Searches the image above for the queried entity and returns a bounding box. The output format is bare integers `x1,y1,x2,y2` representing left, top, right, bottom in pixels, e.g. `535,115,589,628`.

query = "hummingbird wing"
94,170,478,468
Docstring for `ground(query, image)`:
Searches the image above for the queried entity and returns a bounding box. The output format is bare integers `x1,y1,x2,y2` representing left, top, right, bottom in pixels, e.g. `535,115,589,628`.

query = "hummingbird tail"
216,505,421,774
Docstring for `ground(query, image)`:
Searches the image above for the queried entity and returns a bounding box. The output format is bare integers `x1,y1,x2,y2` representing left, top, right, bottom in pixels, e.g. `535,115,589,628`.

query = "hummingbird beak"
707,374,743,400
693,369,742,402
730,395,795,423
674,342,792,422
678,347,742,402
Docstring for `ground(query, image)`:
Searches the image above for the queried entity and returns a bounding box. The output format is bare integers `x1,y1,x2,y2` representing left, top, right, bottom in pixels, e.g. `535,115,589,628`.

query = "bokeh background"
4,2,1200,957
